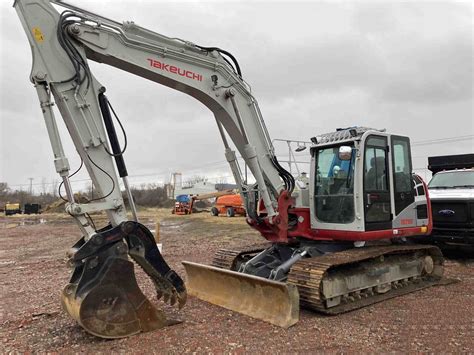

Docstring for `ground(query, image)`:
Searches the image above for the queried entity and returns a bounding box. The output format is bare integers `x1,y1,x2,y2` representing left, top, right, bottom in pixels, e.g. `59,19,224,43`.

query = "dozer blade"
63,222,186,339
182,261,299,328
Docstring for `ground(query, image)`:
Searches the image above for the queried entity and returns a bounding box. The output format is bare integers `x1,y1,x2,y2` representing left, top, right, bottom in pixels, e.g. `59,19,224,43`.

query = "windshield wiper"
453,185,474,188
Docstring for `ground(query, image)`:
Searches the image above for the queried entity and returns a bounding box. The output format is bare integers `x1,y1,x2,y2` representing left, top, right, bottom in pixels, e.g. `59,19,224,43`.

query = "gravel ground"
0,210,473,353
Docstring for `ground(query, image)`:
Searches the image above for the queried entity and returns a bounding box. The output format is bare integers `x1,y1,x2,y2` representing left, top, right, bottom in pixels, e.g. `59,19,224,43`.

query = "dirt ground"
1,209,473,353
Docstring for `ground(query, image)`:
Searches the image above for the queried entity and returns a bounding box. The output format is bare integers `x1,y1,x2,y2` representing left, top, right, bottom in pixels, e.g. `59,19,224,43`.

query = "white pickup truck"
427,154,474,247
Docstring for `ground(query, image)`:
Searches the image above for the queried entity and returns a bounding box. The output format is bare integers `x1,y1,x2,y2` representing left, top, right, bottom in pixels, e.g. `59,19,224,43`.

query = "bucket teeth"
153,284,186,309
125,222,187,310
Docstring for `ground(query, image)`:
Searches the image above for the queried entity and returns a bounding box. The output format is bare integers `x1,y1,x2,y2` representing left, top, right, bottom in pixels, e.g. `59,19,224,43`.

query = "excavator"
14,0,444,338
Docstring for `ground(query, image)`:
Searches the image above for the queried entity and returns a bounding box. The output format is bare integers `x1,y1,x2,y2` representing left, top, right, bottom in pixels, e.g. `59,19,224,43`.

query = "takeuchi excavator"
14,0,444,338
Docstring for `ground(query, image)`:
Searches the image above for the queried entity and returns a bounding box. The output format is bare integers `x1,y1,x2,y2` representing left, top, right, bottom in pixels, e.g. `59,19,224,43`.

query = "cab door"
363,135,392,230
391,135,415,215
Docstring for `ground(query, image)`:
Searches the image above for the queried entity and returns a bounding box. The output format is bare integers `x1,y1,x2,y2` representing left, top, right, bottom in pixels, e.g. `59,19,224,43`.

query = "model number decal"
147,58,203,82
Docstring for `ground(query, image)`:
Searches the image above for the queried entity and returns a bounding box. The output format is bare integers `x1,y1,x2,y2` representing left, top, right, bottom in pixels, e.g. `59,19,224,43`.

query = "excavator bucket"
62,222,186,339
182,261,299,328
62,256,169,338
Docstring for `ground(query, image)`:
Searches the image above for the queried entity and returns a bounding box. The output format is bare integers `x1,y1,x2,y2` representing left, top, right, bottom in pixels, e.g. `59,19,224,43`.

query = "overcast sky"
0,0,472,193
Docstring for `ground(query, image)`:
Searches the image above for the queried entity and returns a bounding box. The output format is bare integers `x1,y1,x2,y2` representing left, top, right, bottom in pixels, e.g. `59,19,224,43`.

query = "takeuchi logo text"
147,58,203,82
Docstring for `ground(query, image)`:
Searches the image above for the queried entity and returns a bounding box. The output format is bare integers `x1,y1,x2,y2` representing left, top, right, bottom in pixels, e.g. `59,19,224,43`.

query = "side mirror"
338,146,352,161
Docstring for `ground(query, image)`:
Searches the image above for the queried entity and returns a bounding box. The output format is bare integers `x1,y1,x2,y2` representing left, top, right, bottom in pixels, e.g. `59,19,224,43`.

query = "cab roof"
311,127,385,146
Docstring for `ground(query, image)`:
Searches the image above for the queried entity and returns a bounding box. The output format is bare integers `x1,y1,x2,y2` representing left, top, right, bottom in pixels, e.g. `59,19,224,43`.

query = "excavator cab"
309,127,430,238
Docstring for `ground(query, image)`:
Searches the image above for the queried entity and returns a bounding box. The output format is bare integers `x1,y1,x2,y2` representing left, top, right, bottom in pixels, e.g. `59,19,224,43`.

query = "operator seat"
366,156,386,190
366,157,377,190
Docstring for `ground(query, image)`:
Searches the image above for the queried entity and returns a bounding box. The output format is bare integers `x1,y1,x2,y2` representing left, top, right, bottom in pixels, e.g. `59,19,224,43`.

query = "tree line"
0,182,174,210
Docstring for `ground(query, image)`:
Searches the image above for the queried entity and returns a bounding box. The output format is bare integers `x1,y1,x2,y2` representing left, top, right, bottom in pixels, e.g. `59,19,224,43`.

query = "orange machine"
173,190,235,215
211,194,246,217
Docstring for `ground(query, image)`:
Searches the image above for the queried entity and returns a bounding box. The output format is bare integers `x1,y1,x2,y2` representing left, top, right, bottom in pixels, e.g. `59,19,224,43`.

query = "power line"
4,134,471,188
411,135,473,146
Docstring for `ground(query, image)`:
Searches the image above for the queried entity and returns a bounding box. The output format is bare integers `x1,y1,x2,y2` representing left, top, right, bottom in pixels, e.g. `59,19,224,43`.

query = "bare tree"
50,179,60,197
183,175,208,187
0,182,8,196
128,183,172,207
41,177,48,195
216,176,228,185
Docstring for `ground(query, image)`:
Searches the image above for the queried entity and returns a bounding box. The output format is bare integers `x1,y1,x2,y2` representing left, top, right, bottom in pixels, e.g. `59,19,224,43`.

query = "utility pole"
170,172,182,199
28,177,34,195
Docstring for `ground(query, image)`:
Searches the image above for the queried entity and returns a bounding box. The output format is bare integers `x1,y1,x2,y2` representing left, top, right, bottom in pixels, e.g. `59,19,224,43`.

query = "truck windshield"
314,145,355,223
429,171,474,188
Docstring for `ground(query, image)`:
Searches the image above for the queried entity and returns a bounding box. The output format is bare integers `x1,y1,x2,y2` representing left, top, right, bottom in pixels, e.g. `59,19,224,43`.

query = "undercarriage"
210,241,443,315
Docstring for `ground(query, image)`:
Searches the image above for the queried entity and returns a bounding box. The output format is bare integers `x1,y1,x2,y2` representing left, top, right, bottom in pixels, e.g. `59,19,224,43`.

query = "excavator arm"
16,0,295,240
14,0,298,337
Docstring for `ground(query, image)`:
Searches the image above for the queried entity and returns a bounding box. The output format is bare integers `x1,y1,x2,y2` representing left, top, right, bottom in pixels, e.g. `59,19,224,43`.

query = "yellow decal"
32,27,44,42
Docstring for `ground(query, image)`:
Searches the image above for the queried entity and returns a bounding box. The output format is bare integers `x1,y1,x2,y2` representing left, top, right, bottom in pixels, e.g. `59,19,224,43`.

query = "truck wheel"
226,207,235,217
210,207,219,216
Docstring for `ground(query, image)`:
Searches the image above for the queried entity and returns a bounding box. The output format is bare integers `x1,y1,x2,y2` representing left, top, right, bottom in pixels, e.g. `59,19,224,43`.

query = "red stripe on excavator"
250,206,431,243
285,207,430,241
305,227,430,241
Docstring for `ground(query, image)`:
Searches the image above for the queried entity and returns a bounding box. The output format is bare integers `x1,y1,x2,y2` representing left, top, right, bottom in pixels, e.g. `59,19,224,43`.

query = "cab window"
393,139,412,192
364,136,391,225
391,136,414,215
314,145,355,224
364,137,388,192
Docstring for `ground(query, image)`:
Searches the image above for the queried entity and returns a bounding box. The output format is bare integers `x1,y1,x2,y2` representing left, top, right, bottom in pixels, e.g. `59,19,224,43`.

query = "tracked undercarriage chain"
287,244,444,314
211,242,270,270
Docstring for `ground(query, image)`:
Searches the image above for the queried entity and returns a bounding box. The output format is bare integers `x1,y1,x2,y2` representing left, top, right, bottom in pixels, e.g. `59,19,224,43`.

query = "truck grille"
431,201,471,227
